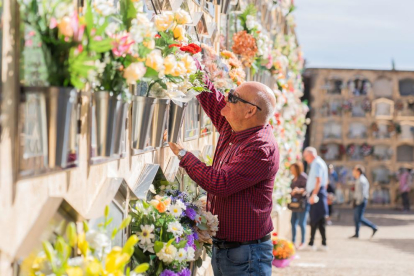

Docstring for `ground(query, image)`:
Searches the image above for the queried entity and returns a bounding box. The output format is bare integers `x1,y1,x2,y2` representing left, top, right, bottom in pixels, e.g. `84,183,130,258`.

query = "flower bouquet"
271,233,295,268
130,190,218,275
22,206,149,276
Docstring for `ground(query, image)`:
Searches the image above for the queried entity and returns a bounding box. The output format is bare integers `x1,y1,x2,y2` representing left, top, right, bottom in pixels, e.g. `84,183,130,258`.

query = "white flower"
186,247,195,261
176,248,187,262
93,0,116,16
156,244,177,264
167,221,184,237
245,15,256,30
169,203,184,217
138,225,155,245
68,256,84,267
124,62,146,84
174,9,192,25
85,230,111,258
138,241,155,253
175,199,187,210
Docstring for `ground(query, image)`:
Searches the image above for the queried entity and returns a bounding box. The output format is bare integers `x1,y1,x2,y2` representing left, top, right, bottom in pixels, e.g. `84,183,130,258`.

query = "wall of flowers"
0,0,307,275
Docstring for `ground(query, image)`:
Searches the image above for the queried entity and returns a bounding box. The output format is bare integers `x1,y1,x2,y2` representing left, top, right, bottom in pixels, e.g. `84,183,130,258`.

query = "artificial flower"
154,11,175,32
156,244,177,264
160,269,178,276
169,203,184,217
184,208,196,220
66,267,83,276
173,25,186,41
85,230,111,259
138,225,155,245
112,33,134,57
181,54,197,74
174,9,191,25
164,55,177,75
178,268,191,276
167,221,184,237
124,62,146,84
145,50,164,72
186,247,195,261
143,39,155,49
170,61,187,77
176,248,187,262
58,16,74,37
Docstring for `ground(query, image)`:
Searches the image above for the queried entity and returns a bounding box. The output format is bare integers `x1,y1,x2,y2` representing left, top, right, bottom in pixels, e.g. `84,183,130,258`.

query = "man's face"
352,168,359,178
303,151,312,164
221,86,255,126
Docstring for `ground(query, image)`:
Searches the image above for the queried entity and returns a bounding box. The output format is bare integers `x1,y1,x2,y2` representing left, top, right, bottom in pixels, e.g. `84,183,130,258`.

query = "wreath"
361,143,373,157
339,144,346,156
395,100,404,111
408,99,414,111
371,122,379,132
346,144,356,156
387,123,395,133
362,98,372,112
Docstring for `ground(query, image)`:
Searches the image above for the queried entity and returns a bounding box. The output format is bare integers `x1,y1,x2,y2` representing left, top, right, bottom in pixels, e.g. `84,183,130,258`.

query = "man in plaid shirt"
169,79,279,275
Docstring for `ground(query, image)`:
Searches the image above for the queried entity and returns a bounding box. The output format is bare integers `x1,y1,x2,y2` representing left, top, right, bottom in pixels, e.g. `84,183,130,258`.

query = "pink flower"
25,40,33,47
49,18,57,29
112,34,134,57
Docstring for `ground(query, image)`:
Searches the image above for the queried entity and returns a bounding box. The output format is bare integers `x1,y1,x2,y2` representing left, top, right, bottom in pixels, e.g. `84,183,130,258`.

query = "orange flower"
150,195,171,213
231,31,258,68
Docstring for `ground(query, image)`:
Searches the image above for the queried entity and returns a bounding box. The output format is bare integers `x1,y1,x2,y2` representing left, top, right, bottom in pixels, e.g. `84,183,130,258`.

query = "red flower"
155,34,161,38
180,43,202,55
169,43,182,48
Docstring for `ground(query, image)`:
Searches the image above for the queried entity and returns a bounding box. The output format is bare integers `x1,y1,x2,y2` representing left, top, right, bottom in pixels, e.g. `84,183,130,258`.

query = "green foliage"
120,0,137,30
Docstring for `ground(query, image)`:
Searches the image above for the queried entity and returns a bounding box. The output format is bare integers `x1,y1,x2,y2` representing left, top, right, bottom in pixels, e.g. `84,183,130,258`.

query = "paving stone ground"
272,207,414,276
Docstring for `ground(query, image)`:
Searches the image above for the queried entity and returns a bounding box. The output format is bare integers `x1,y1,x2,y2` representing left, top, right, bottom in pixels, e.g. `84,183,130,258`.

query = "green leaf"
83,221,90,232
166,75,184,84
104,218,114,227
143,67,160,79
124,235,139,252
142,200,150,209
197,223,208,231
111,227,118,239
66,222,77,247
134,263,150,274
132,245,150,263
85,1,94,36
173,239,187,249
195,257,203,268
42,241,55,263
154,241,164,253
105,205,110,218
166,238,175,247
155,262,164,276
120,215,132,230
89,38,113,53
120,0,137,30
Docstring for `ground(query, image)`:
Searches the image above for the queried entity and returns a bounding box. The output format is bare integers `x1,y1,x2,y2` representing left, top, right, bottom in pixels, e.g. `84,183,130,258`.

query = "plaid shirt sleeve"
180,144,272,197
195,60,229,133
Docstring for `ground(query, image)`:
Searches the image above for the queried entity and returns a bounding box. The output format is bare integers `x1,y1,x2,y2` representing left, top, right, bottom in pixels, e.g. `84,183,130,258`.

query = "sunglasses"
227,89,262,111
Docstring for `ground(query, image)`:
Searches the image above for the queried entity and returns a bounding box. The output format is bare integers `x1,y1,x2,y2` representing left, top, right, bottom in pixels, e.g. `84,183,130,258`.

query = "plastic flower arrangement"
232,4,273,72
19,0,114,90
23,206,149,276
200,43,235,93
139,9,209,100
220,50,246,86
271,233,295,260
130,190,218,275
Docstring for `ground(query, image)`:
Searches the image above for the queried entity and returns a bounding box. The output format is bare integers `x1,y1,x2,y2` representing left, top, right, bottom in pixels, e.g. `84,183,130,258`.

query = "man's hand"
169,142,184,156
309,195,315,205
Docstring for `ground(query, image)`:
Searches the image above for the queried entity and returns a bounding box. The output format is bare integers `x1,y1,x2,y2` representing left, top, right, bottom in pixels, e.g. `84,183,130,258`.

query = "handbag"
288,195,307,212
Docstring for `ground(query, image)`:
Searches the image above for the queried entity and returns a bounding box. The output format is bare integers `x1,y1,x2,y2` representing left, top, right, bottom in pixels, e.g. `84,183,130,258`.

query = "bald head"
237,81,277,124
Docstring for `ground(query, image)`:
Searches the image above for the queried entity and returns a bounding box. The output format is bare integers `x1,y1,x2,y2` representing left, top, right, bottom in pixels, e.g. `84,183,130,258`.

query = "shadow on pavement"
371,239,414,256
328,208,414,227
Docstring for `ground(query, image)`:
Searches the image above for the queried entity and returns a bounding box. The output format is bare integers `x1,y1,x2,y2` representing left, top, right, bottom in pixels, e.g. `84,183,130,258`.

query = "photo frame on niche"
348,77,371,96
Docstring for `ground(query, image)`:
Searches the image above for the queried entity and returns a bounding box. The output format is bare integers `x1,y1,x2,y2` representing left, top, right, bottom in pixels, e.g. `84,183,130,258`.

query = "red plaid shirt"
179,79,279,242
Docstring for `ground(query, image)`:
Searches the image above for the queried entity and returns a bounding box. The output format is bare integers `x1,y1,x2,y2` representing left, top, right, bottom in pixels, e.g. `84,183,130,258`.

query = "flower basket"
131,95,157,150
92,91,129,158
150,98,171,148
168,100,188,143
272,257,293,268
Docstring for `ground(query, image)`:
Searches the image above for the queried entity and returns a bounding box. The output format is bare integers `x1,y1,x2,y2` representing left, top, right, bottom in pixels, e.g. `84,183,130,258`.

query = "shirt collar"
231,124,267,142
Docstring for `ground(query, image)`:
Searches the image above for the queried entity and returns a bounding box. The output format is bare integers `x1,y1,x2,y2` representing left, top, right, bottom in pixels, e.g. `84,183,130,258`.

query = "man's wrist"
177,149,187,160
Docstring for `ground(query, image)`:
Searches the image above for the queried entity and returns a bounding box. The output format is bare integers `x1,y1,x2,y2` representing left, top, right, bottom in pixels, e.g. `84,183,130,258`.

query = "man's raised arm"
195,60,230,134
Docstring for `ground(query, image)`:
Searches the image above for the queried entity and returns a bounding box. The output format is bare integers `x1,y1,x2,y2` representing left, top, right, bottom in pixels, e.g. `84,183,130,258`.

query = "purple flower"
192,231,198,241
185,208,197,220
160,270,178,276
178,268,191,276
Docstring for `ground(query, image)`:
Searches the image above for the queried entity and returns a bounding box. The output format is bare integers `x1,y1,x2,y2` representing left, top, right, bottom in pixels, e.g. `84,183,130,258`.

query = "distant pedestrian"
398,168,412,212
289,162,309,249
326,164,338,225
350,165,378,239
303,147,329,251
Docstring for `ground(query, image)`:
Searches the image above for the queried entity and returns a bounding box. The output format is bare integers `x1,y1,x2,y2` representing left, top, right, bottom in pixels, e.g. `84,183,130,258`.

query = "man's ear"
245,106,257,119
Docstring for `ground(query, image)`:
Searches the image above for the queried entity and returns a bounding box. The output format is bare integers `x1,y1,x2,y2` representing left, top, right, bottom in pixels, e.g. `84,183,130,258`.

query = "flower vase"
272,257,293,268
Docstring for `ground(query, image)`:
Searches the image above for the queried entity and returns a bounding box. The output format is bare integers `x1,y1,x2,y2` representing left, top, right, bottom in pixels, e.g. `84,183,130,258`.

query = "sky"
294,0,414,70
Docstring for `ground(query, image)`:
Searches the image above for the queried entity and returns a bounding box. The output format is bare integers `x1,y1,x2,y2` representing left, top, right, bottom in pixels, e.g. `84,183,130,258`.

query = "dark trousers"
309,217,327,246
402,192,410,211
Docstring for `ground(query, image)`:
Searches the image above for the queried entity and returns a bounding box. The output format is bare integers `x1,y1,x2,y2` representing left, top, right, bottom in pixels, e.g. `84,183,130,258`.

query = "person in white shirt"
350,165,378,239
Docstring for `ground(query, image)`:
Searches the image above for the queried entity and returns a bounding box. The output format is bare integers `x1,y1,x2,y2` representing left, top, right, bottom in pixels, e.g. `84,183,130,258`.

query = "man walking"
303,147,329,251
350,165,378,238
169,79,279,275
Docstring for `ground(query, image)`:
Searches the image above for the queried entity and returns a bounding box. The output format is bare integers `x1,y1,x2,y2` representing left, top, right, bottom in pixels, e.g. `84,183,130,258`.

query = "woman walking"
290,162,309,250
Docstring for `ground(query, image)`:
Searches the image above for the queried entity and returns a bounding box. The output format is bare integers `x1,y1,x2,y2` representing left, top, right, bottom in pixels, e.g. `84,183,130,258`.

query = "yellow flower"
164,55,177,75
66,267,83,276
143,39,155,50
181,54,197,74
154,12,174,32
173,25,186,41
174,9,191,25
105,247,130,273
86,260,102,276
58,16,74,37
77,232,89,257
171,61,187,77
124,62,146,84
145,50,164,71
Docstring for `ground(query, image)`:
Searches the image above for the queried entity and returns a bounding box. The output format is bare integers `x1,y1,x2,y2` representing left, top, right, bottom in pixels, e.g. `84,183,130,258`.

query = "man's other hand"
169,142,184,156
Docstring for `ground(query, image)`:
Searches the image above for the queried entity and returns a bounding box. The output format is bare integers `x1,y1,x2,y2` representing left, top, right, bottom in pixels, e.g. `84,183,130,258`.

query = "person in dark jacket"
290,162,309,250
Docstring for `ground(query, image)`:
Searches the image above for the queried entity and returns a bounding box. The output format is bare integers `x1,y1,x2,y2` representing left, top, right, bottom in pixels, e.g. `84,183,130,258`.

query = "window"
399,122,414,141
324,78,343,94
372,98,394,119
348,122,367,139
373,77,393,98
348,77,371,96
372,166,391,184
373,145,393,161
322,144,341,161
399,78,414,96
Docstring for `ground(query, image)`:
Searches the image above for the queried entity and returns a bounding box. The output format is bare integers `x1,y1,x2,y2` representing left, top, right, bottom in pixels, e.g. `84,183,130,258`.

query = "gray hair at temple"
254,86,276,123
304,147,318,157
